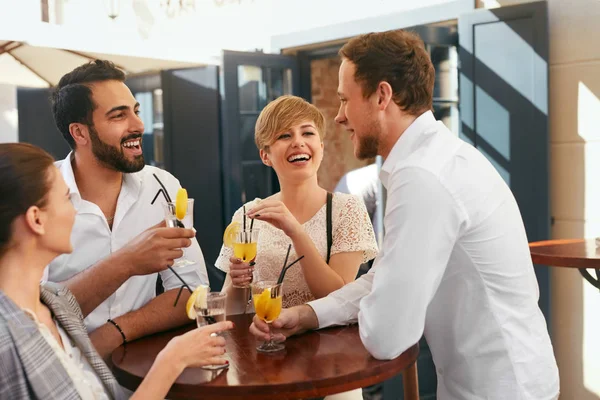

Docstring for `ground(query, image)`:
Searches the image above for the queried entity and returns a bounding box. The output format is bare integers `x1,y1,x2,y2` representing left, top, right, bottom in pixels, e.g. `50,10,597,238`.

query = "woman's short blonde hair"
255,95,326,151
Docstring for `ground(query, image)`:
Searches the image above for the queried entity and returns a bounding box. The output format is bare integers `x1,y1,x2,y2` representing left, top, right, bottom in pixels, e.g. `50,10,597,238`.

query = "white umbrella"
0,40,201,87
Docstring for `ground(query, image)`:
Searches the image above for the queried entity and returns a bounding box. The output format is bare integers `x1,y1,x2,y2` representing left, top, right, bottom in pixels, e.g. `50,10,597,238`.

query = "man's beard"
356,133,380,160
88,125,145,173
355,120,381,160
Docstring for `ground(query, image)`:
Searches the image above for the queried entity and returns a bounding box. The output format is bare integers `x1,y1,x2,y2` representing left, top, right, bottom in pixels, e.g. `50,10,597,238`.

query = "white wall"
54,0,464,54
271,0,473,51
0,0,274,63
0,0,470,148
0,0,470,63
479,0,600,398
0,84,18,143
547,1,600,398
269,0,459,35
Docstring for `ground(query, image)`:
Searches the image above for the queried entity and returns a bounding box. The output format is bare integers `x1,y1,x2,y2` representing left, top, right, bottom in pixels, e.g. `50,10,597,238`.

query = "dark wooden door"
222,50,300,220
160,66,224,289
17,87,70,159
458,1,551,325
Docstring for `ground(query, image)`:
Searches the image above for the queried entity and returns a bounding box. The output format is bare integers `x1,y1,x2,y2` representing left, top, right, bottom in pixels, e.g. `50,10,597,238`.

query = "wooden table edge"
529,239,600,269
112,340,420,400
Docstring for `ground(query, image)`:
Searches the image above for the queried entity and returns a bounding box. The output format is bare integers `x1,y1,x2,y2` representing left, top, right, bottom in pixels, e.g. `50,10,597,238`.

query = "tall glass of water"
194,292,228,370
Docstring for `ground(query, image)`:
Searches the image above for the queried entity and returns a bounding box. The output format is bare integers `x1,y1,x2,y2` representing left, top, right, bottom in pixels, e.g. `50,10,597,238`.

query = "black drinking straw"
243,205,247,231
168,266,193,293
282,244,291,271
173,286,184,307
277,255,305,285
170,265,193,307
153,174,184,227
243,205,247,244
249,207,255,253
152,174,172,202
277,245,292,283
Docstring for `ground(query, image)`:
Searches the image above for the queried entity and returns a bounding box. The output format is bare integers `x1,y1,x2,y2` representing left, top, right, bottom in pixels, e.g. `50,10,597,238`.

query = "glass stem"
243,286,251,314
267,323,273,345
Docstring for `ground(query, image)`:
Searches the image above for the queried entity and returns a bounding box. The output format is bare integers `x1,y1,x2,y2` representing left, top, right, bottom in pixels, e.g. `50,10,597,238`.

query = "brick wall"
310,57,372,191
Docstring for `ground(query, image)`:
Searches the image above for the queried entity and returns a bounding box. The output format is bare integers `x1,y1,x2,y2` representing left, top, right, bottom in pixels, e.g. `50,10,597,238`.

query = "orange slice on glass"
223,221,240,248
175,188,188,220
254,288,272,320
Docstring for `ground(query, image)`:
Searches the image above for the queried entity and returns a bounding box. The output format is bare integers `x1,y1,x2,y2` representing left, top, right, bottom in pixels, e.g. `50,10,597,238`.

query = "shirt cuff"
307,295,346,329
161,265,203,291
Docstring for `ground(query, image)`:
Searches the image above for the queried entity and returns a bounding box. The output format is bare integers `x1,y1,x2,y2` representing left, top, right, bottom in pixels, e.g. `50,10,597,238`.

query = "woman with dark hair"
0,143,231,400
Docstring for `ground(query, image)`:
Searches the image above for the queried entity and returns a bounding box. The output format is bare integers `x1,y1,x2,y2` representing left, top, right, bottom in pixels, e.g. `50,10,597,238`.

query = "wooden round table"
111,313,420,399
530,239,600,289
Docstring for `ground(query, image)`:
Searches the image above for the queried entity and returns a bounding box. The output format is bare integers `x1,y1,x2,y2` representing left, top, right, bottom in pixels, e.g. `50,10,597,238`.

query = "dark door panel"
17,87,70,159
459,1,551,326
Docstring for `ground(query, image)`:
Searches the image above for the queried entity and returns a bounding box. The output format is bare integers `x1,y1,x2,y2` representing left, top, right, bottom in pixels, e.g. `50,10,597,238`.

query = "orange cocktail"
223,222,260,288
251,281,284,352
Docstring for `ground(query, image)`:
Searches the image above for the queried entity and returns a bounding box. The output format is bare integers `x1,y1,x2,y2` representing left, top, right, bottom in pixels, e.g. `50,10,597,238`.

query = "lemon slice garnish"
223,221,240,248
185,284,208,320
175,188,188,220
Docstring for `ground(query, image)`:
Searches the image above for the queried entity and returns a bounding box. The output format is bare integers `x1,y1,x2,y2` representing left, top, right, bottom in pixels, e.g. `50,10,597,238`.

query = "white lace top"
215,192,378,308
22,309,109,400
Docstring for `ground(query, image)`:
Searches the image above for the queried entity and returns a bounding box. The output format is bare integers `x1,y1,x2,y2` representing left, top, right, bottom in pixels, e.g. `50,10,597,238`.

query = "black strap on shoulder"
326,192,333,264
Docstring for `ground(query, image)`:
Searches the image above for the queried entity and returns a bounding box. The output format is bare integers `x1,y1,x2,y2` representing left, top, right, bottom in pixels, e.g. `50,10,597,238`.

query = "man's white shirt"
309,111,559,400
46,153,208,332
334,163,379,235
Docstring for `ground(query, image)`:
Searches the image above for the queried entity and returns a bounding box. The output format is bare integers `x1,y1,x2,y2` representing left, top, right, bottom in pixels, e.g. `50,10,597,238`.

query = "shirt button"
437,367,443,375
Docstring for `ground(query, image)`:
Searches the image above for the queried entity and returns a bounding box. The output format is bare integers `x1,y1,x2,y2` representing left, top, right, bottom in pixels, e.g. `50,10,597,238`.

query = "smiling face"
260,120,324,183
335,59,382,160
85,80,145,173
254,95,326,185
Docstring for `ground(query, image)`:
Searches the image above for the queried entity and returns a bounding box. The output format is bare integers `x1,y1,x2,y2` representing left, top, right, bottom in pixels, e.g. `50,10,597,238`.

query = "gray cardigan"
0,282,126,400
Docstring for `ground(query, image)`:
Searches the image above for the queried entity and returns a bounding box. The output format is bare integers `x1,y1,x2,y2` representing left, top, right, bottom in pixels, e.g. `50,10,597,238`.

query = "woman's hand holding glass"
228,256,255,287
159,321,232,370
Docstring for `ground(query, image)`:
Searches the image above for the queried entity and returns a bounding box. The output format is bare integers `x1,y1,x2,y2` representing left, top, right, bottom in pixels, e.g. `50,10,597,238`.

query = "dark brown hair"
51,59,126,149
339,29,435,115
0,143,55,256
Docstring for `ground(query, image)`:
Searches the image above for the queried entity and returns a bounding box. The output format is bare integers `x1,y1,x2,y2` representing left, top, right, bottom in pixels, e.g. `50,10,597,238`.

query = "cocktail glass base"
256,341,285,353
201,363,229,370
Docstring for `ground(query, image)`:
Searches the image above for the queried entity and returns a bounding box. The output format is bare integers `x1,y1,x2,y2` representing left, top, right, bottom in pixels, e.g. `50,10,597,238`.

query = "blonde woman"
217,95,377,311
217,96,377,400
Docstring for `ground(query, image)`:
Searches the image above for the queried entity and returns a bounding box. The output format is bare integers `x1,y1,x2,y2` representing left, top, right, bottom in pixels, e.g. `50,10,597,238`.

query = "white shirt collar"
57,151,143,209
57,152,81,208
47,162,209,333
380,110,437,188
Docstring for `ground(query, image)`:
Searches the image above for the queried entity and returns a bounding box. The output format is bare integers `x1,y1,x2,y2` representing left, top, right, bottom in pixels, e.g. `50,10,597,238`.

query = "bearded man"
46,60,208,359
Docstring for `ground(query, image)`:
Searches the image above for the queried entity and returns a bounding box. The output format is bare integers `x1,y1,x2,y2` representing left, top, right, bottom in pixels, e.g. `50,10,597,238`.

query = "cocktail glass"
251,280,284,353
163,199,195,267
232,229,259,289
